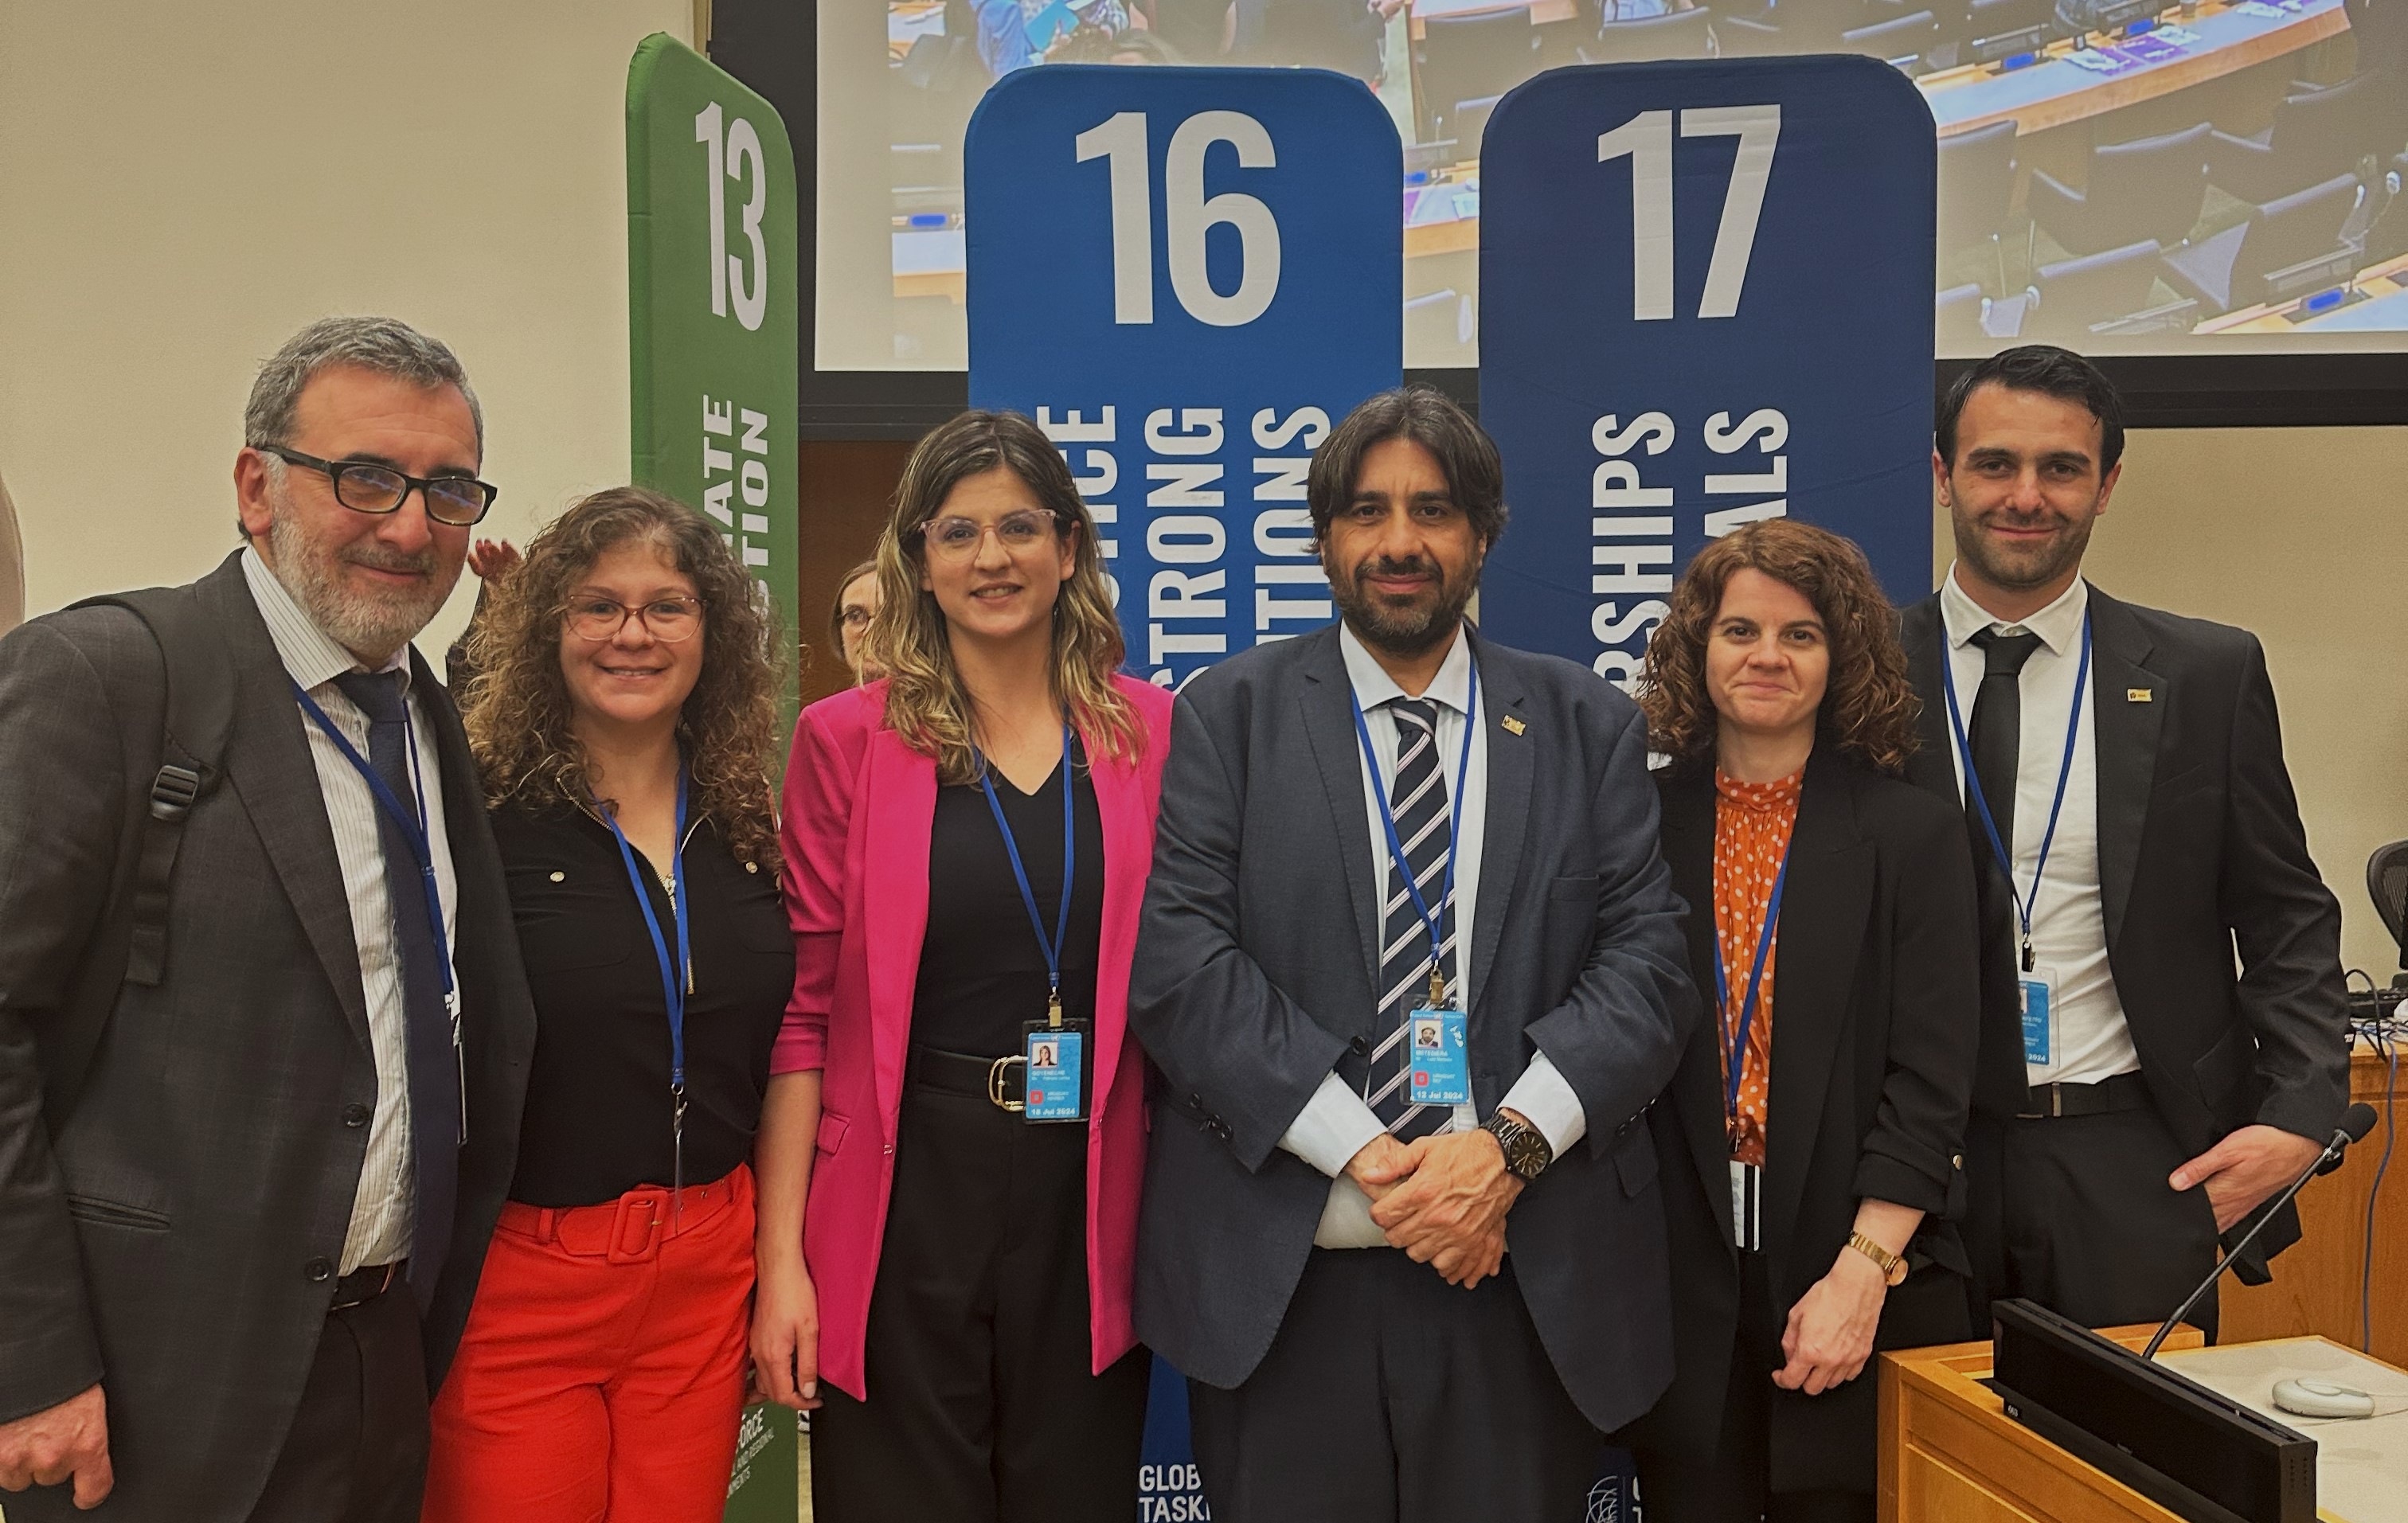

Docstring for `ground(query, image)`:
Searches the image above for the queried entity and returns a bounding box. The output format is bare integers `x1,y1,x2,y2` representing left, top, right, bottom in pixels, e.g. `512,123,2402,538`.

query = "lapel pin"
2126,688,2153,704
1501,716,1526,736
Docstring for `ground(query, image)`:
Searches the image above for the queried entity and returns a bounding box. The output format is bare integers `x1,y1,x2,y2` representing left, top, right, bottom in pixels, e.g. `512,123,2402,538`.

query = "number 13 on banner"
968,67,1402,687
1477,58,1937,685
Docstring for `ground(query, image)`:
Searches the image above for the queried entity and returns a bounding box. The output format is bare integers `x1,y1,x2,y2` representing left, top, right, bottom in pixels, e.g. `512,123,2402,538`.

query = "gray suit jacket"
1128,623,1697,1432
0,553,535,1521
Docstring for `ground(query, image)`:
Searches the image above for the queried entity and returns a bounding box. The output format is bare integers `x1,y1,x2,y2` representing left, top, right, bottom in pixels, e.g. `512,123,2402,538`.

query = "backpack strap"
46,586,236,1123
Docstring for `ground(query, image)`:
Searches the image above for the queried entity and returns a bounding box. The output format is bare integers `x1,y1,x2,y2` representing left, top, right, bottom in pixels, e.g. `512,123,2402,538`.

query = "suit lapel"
1298,629,1383,999
1467,633,1530,1017
863,729,936,1137
1089,730,1147,1114
1899,596,1958,803
2086,588,2160,952
196,560,374,1058
1761,750,1874,1264
1659,769,1741,1254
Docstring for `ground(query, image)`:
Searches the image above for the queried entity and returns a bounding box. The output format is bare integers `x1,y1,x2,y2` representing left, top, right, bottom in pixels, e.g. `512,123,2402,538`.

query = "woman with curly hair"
759,409,1171,1523
1624,519,1981,1522
424,486,798,1523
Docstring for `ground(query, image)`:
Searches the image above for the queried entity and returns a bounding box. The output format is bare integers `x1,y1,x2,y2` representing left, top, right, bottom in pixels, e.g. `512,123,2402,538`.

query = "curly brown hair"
459,486,784,869
1637,519,1920,775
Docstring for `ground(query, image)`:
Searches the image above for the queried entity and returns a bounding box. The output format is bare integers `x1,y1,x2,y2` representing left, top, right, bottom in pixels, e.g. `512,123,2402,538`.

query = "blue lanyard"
1710,835,1793,1127
978,724,1076,1028
291,681,457,1023
1347,657,1480,1009
598,763,694,1095
1941,612,2092,972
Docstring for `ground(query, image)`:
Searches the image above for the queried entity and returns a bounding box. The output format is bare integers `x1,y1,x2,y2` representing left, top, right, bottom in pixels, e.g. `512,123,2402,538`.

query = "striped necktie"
1365,697,1456,1142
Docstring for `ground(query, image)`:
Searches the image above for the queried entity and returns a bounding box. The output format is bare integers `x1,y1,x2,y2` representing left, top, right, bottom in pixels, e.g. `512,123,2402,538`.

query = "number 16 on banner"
1476,59,1937,687
967,66,1403,688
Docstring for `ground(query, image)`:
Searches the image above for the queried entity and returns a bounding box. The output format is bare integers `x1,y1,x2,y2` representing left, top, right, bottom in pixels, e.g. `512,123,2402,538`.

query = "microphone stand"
2141,1108,2373,1361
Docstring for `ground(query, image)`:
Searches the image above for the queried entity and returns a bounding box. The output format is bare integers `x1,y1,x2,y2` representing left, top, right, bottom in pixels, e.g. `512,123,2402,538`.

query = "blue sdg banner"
966,64,1403,690
1476,57,1937,689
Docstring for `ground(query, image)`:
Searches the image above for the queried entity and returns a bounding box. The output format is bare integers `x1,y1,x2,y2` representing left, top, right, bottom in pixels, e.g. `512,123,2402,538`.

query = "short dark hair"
1936,345,2125,475
1308,386,1508,547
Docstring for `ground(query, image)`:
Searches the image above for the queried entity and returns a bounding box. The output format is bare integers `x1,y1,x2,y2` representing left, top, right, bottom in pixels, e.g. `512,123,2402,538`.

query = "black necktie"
1964,628,2042,877
1364,697,1456,1143
330,669,457,1303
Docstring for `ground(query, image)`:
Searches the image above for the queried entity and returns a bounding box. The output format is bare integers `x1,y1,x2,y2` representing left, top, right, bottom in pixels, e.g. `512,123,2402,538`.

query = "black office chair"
1412,10,1542,143
2160,172,2359,314
2027,238,2164,339
1938,120,2023,291
1450,94,1503,162
1842,7,1941,66
2369,841,2408,957
1580,6,1717,59
2210,72,2379,205
1964,0,2058,53
2028,122,2211,257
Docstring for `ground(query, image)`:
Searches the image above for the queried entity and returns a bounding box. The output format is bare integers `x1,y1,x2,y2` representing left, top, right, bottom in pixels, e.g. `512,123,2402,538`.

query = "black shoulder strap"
46,585,236,1123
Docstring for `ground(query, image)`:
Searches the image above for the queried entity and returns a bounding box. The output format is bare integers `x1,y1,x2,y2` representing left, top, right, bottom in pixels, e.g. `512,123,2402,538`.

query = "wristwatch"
1480,1111,1554,1181
1845,1231,1910,1287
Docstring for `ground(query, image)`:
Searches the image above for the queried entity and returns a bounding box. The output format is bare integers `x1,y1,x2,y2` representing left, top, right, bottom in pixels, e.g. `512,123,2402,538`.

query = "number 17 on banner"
966,66,1403,688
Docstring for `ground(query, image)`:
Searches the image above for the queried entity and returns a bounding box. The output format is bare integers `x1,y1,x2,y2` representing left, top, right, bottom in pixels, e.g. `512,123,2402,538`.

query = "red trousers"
423,1165,756,1523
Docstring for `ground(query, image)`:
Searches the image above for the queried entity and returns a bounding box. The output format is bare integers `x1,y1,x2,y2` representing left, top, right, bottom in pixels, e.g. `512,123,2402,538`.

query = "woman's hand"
1773,1246,1889,1395
467,539,521,580
750,1248,823,1411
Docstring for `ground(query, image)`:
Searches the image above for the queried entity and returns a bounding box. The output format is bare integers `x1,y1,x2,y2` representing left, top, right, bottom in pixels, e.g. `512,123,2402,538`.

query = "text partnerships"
627,34,800,727
967,66,1402,688
1478,59,1937,688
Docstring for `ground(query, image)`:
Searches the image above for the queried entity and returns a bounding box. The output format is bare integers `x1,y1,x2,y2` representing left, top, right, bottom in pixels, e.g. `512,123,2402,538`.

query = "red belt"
497,1173,740,1265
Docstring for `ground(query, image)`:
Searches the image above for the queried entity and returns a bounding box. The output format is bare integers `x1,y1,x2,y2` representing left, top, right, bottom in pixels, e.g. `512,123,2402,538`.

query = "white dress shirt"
1278,624,1589,1248
1939,568,2140,1086
242,548,459,1271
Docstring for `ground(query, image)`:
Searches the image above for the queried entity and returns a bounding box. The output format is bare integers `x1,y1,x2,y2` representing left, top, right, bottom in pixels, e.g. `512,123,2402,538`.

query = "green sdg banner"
627,33,801,728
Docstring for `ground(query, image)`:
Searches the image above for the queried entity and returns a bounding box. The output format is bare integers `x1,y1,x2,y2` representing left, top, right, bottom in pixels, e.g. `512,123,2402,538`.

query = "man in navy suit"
1130,387,1696,1523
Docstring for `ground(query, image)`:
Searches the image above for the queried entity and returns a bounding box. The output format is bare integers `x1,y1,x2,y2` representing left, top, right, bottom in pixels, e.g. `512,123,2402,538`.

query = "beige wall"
0,0,694,658
1933,425,2408,984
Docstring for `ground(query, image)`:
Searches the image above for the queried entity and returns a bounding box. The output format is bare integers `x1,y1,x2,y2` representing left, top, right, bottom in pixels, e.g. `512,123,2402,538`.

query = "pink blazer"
773,674,1175,1400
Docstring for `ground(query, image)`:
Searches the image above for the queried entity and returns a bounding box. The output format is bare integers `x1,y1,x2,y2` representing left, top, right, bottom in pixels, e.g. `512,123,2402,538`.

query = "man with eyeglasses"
0,316,537,1523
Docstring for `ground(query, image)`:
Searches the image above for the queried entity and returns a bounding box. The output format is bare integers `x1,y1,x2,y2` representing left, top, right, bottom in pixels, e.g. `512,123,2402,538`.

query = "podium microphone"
2140,1102,2379,1361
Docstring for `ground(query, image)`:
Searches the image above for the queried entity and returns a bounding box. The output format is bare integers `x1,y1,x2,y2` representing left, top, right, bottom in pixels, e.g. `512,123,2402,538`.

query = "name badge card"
966,65,1403,689
1406,1008,1470,1106
2021,966,2060,1068
1476,58,1937,689
1023,1021,1091,1123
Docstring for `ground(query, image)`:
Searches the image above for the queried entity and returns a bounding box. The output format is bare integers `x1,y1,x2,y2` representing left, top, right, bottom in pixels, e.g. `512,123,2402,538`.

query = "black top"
492,800,793,1207
914,740,1105,1057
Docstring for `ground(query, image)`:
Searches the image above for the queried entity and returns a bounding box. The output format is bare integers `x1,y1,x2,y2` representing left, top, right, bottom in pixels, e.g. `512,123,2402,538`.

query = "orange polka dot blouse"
1711,766,1803,1170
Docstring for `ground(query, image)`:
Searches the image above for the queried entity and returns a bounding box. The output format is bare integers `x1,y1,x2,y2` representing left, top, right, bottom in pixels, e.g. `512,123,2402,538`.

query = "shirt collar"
1339,620,1474,718
240,545,412,693
1939,563,2089,658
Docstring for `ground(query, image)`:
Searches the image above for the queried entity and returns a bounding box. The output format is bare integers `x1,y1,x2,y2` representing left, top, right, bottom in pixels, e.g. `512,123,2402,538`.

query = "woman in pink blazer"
752,409,1173,1523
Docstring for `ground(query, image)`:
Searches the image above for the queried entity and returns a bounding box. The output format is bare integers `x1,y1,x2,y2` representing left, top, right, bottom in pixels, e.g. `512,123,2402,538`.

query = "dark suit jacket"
1128,623,1698,1433
1899,585,2349,1279
0,553,535,1521
1629,748,1980,1492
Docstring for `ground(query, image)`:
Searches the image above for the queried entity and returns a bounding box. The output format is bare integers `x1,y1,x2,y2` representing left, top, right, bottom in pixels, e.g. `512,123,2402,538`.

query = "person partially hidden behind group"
764,409,1175,1522
1626,520,1982,1522
424,487,804,1521
827,557,882,685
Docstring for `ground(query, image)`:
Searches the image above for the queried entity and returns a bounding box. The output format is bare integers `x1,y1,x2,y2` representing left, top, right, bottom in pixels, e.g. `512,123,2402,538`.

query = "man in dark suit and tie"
1900,344,2349,1337
1130,387,1696,1522
0,316,535,1521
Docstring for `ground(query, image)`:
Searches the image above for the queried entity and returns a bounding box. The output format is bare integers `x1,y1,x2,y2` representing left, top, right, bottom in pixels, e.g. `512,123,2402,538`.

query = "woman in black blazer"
1628,520,1982,1522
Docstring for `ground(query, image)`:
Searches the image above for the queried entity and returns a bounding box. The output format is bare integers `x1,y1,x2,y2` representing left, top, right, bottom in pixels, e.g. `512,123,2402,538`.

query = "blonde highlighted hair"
862,409,1140,785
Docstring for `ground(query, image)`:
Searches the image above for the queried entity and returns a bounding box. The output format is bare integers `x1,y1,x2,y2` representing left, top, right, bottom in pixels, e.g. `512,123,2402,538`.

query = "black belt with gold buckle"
330,1260,401,1310
908,1044,1026,1113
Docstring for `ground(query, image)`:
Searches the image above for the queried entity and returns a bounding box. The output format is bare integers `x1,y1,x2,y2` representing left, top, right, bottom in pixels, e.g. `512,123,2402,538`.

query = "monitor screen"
830,1,2406,373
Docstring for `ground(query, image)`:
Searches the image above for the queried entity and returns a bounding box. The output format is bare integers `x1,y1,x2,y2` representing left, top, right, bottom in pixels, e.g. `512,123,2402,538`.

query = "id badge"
1729,1159,1763,1251
2019,966,2058,1068
1405,1007,1471,1106
1022,1020,1092,1123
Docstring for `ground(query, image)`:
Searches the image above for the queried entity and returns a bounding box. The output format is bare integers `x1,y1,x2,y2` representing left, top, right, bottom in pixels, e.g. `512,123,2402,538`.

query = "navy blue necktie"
331,669,456,1302
1365,697,1456,1142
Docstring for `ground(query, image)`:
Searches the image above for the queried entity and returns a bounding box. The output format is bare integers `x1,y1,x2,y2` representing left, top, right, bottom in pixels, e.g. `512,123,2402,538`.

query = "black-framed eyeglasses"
256,445,498,527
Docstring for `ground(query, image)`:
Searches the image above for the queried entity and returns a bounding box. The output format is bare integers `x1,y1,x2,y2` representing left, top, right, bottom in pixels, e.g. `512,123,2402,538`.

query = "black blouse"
492,800,793,1207
913,743,1105,1058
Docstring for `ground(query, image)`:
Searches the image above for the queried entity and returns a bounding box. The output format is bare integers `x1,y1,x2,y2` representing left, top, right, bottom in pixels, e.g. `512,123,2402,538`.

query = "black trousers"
1186,1249,1604,1523
247,1275,429,1523
811,1080,1149,1523
1634,1253,1872,1523
1964,1107,2224,1339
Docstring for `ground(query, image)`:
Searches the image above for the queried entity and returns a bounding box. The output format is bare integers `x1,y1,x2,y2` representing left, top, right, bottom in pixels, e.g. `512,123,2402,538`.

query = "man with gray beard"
0,317,536,1522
